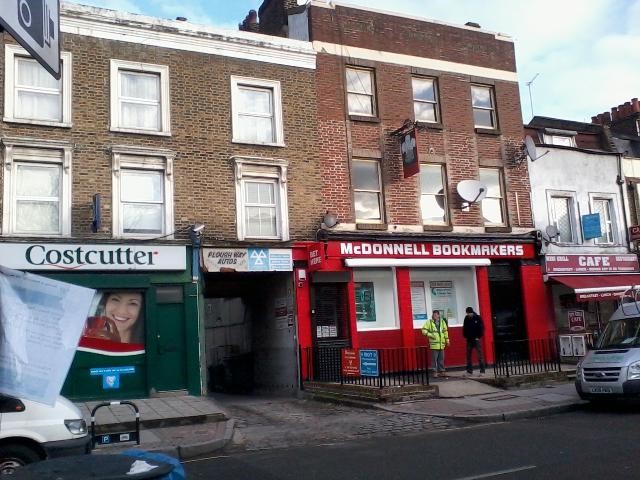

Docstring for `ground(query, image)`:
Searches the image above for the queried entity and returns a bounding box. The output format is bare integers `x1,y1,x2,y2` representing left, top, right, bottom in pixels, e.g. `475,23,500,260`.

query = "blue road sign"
360,349,379,377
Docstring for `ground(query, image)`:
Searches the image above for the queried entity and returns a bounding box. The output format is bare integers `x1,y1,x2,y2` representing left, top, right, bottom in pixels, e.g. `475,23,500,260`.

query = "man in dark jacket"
463,306,485,375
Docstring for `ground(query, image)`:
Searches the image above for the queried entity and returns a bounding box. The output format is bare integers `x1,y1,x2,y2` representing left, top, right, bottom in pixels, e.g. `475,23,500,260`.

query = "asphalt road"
183,404,640,479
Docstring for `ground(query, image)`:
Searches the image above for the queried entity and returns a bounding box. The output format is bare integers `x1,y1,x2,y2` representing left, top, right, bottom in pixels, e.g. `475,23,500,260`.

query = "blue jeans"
432,349,445,373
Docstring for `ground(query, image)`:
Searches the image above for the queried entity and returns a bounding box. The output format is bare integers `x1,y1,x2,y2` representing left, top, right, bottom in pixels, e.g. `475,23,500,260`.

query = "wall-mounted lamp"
190,223,205,282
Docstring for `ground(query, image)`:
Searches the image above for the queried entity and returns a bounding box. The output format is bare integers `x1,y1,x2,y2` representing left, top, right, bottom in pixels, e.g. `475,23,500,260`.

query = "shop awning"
344,258,491,268
550,274,640,302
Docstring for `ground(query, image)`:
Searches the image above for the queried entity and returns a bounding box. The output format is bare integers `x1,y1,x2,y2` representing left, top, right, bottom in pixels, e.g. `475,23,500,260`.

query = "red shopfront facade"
293,237,552,375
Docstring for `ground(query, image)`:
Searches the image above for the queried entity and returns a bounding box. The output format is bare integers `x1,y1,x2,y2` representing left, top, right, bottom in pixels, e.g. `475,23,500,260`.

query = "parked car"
576,301,640,402
0,395,90,475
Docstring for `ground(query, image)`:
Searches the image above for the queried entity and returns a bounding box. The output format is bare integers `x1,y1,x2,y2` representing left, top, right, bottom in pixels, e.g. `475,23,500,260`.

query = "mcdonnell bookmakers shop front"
0,241,200,401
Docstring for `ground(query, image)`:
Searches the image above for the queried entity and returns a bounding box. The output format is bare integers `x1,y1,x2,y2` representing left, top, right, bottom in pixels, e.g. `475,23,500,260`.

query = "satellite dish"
545,225,560,239
457,180,487,204
524,135,538,161
321,212,338,229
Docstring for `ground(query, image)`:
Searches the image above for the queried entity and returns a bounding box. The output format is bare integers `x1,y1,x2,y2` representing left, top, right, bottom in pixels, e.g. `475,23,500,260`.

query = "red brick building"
257,1,550,374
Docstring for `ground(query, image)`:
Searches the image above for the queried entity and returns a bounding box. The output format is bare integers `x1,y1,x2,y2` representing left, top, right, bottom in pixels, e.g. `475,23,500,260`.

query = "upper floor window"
412,77,439,123
233,157,289,241
471,85,497,129
346,67,376,117
4,45,72,126
543,134,576,147
231,76,284,146
1,138,72,236
549,194,577,243
110,60,170,135
353,159,383,223
420,164,447,224
592,197,615,244
112,148,174,237
479,168,505,226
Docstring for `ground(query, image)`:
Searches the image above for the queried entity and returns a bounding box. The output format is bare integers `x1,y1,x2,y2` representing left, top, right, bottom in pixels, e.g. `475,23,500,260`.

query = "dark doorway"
488,263,527,358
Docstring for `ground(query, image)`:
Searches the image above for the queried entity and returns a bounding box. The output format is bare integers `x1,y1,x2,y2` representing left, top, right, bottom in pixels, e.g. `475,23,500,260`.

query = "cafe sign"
0,243,186,270
545,254,639,274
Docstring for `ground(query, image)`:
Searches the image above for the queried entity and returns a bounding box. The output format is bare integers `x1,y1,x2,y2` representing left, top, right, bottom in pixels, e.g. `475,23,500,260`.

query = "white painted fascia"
313,41,518,83
309,1,513,42
60,2,316,70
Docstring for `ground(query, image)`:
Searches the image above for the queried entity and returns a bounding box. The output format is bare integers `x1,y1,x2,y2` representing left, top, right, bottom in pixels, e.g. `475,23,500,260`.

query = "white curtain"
15,163,61,233
15,57,62,121
119,71,161,130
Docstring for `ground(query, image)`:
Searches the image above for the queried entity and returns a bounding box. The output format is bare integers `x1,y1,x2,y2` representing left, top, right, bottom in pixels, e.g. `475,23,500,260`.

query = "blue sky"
69,0,640,124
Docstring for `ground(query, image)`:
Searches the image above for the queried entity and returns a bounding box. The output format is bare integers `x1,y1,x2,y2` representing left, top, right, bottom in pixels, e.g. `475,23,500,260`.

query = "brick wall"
0,31,321,244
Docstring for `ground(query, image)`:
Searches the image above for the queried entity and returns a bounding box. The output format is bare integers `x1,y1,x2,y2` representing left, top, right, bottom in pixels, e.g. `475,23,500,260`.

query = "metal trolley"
90,400,140,450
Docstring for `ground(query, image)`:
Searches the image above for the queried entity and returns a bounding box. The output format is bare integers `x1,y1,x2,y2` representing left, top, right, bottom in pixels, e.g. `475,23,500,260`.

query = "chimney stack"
239,9,260,32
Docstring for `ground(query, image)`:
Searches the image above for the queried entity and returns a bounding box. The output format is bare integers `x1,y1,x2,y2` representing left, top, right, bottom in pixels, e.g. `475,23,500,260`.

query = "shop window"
471,84,497,129
591,197,615,244
233,156,289,241
1,138,72,236
79,290,146,352
112,147,175,238
110,59,170,135
353,159,383,223
4,44,72,126
479,168,505,226
412,77,439,123
420,164,448,224
353,269,397,331
231,76,284,146
346,67,376,117
548,191,578,243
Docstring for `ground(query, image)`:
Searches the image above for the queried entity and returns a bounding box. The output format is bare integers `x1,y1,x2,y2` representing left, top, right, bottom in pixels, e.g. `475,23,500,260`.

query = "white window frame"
543,134,576,147
471,84,497,129
2,137,72,236
4,44,72,127
346,66,376,117
412,76,439,123
233,156,289,241
353,268,399,332
479,167,506,226
353,158,384,224
111,146,175,238
589,193,618,245
547,190,579,244
230,76,284,147
420,163,448,225
110,60,171,136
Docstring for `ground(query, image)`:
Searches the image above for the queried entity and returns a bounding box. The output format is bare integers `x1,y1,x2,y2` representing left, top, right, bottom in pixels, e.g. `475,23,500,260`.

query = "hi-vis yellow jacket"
421,318,449,350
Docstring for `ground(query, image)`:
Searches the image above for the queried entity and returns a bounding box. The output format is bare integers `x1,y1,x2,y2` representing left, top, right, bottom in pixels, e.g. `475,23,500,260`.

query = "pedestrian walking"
463,306,485,375
422,310,449,377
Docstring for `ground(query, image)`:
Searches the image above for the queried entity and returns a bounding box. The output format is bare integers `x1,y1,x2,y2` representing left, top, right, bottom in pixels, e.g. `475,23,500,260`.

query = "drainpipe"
617,153,632,250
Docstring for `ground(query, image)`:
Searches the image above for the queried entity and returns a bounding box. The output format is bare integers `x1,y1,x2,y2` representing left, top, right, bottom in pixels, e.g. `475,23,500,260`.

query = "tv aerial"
524,135,549,162
456,179,487,210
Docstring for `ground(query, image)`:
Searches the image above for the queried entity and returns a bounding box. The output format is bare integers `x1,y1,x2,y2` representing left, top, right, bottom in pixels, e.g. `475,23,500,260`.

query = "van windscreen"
598,318,640,349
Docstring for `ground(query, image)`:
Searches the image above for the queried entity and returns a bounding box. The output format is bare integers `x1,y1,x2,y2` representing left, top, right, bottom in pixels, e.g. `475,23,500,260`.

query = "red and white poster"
568,310,586,332
342,349,360,377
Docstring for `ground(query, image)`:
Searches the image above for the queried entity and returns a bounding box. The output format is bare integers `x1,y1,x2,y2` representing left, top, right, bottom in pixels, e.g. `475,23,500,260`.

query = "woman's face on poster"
104,292,142,340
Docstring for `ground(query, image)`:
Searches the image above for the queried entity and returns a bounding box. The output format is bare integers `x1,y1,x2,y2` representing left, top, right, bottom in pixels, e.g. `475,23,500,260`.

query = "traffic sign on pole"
0,0,61,79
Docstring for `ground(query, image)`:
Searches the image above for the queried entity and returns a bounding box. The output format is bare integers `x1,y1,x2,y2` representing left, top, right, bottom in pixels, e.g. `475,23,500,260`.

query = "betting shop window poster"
429,281,458,326
355,282,376,323
78,290,145,355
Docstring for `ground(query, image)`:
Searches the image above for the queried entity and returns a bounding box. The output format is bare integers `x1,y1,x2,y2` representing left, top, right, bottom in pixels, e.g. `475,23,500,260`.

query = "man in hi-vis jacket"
422,310,449,377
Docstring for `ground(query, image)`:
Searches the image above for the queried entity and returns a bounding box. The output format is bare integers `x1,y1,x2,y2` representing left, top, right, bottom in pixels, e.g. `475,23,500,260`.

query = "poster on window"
355,282,376,322
411,281,428,323
429,281,457,325
78,290,145,355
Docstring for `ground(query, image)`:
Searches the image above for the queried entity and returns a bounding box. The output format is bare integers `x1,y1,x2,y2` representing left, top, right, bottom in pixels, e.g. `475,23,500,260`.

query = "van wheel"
0,444,41,475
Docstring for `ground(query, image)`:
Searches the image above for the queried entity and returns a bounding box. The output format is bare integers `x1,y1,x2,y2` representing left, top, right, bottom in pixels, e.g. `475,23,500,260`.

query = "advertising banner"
203,248,292,272
0,267,95,405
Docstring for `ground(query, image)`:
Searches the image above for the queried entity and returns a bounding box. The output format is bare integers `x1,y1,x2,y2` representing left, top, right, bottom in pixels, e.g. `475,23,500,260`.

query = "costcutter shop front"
0,242,201,401
294,236,552,373
544,254,640,358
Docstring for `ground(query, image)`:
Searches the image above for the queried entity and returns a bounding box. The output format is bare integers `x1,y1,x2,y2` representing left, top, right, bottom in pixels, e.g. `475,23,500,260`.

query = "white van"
576,300,640,401
0,395,90,475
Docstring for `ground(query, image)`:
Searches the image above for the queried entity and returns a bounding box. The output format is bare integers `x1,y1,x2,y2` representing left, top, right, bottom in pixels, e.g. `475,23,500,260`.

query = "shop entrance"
153,285,187,392
488,263,527,355
203,273,297,395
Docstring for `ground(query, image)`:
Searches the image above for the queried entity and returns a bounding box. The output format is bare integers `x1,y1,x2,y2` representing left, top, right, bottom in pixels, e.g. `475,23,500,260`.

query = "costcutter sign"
545,254,639,274
330,241,534,259
0,243,186,271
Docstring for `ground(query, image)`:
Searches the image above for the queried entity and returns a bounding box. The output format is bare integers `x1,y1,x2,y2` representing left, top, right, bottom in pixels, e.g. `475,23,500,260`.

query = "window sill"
356,326,400,332
484,226,511,233
349,115,380,123
415,121,443,130
110,127,172,137
232,139,287,148
475,127,501,136
356,223,387,231
116,234,174,240
4,117,72,128
242,236,288,241
2,232,69,237
423,224,453,232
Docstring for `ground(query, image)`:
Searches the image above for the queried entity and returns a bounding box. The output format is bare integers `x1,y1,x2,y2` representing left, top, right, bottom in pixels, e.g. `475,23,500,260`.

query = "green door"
154,286,187,391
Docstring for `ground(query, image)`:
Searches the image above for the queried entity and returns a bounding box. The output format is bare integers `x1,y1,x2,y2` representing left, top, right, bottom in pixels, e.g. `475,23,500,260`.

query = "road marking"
182,454,230,464
454,465,537,479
